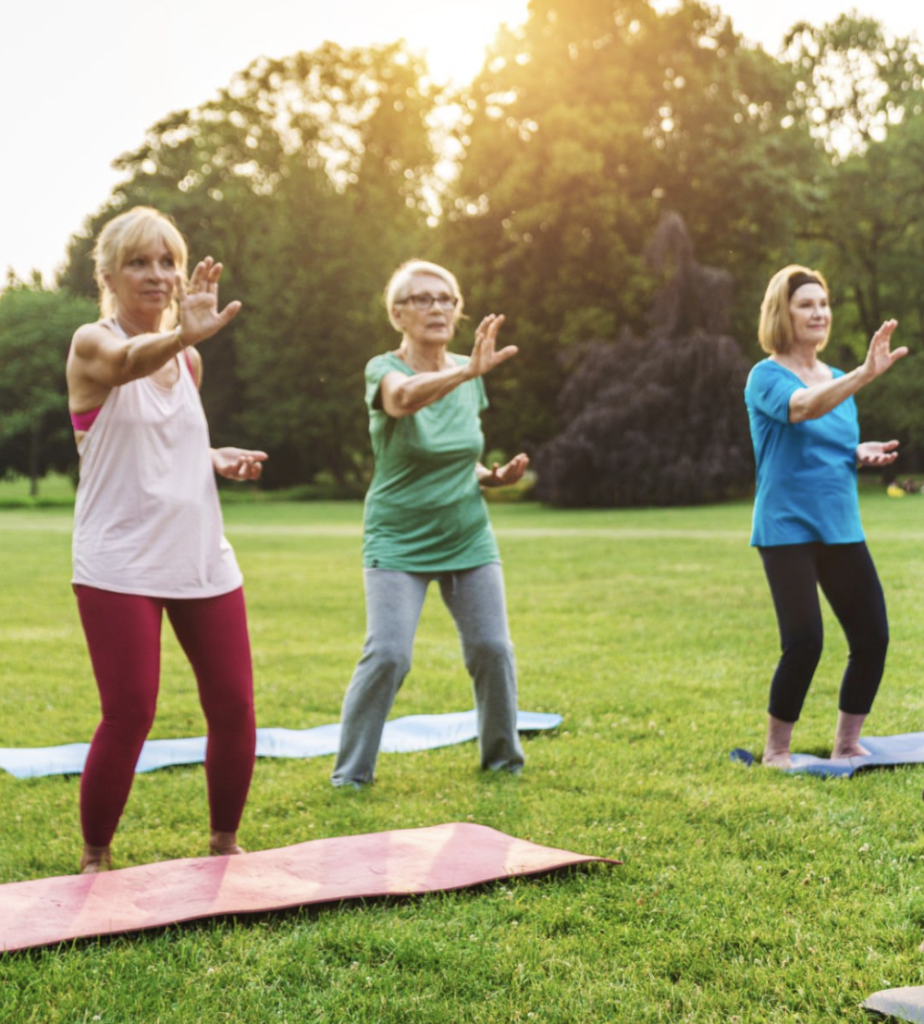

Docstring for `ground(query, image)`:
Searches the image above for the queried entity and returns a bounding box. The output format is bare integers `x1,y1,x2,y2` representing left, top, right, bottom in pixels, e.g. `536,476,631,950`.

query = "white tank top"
72,320,243,598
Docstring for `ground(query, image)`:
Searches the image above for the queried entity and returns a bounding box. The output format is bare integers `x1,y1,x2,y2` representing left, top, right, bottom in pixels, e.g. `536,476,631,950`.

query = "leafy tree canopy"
440,0,818,455
58,41,440,488
0,281,97,494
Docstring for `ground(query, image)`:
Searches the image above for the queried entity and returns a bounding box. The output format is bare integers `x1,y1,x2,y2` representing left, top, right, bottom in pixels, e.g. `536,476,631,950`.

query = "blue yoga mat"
862,985,924,1022
730,731,924,777
0,710,562,780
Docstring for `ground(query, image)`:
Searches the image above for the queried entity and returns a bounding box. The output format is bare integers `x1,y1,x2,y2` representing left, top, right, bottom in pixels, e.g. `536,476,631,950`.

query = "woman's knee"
204,690,255,733
358,641,412,681
850,620,889,663
101,700,157,740
780,625,823,668
464,635,515,671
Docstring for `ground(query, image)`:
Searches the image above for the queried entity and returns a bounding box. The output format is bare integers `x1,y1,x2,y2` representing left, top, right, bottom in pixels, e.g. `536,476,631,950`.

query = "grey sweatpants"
331,562,524,786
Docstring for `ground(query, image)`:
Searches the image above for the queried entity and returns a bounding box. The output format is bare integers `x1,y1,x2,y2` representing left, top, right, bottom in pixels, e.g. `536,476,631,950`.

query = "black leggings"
758,542,889,723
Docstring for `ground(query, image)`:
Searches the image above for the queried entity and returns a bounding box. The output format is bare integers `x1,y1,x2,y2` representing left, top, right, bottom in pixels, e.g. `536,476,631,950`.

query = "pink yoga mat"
0,823,616,953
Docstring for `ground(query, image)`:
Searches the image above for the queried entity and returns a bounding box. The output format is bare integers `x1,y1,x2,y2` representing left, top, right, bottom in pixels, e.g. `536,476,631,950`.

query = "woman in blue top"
744,265,906,767
331,260,530,788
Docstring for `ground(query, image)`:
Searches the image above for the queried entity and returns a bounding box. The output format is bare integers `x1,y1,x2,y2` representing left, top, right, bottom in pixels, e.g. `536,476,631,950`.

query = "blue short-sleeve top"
744,358,863,547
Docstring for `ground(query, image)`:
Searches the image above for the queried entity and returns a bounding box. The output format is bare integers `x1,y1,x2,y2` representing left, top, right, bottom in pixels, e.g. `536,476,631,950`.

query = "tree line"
4,0,924,501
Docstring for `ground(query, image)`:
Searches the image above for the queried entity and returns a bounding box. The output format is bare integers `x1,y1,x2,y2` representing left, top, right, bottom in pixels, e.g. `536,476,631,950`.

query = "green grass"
3,494,924,1021
0,473,76,507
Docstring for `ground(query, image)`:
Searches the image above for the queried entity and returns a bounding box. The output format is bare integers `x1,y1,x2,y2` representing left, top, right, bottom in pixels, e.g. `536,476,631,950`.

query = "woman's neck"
113,309,163,338
774,342,819,372
396,338,449,373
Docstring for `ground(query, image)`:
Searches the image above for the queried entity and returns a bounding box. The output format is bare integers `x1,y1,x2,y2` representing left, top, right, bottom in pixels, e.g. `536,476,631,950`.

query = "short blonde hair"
758,264,831,355
384,260,464,332
93,206,188,322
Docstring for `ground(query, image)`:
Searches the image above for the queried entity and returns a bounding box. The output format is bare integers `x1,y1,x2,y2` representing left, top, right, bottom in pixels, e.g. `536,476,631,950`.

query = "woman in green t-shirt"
331,260,530,788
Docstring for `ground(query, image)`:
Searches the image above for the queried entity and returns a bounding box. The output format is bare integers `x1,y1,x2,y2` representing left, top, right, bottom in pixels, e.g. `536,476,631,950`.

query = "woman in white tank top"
66,206,267,874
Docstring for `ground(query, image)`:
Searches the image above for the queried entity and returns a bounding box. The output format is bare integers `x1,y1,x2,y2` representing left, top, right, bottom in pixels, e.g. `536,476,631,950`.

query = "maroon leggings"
74,585,256,847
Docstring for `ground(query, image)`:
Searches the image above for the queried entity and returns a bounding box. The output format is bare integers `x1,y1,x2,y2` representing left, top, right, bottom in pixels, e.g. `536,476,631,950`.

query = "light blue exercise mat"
729,731,924,777
0,710,562,780
862,985,924,1022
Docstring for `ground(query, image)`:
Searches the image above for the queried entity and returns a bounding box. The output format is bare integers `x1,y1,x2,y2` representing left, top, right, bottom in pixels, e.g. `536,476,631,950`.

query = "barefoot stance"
830,743,871,760
746,268,899,782
761,750,793,769
79,845,112,874
209,831,244,857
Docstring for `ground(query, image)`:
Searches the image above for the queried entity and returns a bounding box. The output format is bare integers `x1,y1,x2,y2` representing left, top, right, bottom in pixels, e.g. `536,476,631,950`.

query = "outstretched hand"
212,447,268,481
857,440,900,468
479,453,530,488
467,314,518,379
863,320,907,381
176,257,242,346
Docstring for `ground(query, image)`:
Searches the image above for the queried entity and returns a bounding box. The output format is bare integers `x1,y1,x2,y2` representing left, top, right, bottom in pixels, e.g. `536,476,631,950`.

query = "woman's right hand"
175,257,242,346
467,314,519,378
862,320,907,382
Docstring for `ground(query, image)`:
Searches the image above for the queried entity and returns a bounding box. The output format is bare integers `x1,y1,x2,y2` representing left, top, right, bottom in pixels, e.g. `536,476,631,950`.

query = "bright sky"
2,0,922,287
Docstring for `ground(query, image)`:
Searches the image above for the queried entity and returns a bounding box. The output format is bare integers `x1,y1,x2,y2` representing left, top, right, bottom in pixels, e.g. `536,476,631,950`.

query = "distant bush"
534,214,754,507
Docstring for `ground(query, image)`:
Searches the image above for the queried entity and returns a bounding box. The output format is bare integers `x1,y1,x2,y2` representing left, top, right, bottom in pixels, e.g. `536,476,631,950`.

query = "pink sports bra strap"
71,407,102,431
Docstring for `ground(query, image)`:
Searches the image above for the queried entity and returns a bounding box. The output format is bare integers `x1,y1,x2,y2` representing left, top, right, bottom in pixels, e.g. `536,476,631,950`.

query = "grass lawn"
2,493,924,1022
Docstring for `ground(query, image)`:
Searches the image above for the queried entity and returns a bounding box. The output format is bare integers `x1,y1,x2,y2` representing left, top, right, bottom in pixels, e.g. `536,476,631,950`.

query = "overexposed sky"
2,0,922,286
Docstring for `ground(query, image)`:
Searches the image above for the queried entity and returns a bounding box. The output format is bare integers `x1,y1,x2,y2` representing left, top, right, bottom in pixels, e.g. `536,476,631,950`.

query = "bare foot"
209,831,244,857
79,844,111,874
832,711,869,761
761,749,793,769
830,742,870,760
763,714,795,769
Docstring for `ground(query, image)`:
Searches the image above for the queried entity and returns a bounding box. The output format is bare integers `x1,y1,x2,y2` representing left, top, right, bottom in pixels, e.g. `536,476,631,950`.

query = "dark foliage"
534,214,753,507
0,282,98,494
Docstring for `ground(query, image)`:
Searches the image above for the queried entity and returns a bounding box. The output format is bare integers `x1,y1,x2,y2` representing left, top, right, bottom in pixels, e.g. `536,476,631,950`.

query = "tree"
440,0,817,454
533,213,753,506
783,13,924,157
59,42,440,488
781,15,924,469
0,281,97,494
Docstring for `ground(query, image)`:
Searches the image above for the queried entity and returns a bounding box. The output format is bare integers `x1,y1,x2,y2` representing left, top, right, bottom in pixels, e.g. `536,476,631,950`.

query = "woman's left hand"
176,258,242,346
212,447,269,481
857,440,900,467
478,453,530,488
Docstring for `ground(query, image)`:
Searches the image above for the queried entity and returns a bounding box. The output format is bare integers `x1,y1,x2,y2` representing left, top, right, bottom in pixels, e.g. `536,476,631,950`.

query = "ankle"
80,844,112,874
762,747,792,768
209,830,244,856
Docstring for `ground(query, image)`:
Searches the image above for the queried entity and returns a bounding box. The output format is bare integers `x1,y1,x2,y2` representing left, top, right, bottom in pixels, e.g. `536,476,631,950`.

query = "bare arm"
381,314,518,418
67,258,240,394
788,320,906,423
380,363,473,418
69,321,187,392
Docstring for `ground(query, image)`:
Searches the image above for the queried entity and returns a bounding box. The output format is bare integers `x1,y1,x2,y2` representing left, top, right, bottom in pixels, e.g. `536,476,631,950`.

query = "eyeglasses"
395,292,459,312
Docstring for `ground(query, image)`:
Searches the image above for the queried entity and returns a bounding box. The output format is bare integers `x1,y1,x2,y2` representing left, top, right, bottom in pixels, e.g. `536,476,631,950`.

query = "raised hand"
856,440,900,468
211,447,268,481
862,320,907,381
467,314,518,379
175,257,242,346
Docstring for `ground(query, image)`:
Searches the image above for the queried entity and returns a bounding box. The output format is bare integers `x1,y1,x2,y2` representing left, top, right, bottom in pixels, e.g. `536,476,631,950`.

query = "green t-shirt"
362,351,500,572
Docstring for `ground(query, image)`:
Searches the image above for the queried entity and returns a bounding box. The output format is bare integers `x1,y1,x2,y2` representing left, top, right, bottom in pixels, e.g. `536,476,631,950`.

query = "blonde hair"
758,264,831,355
93,206,188,323
384,260,464,332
